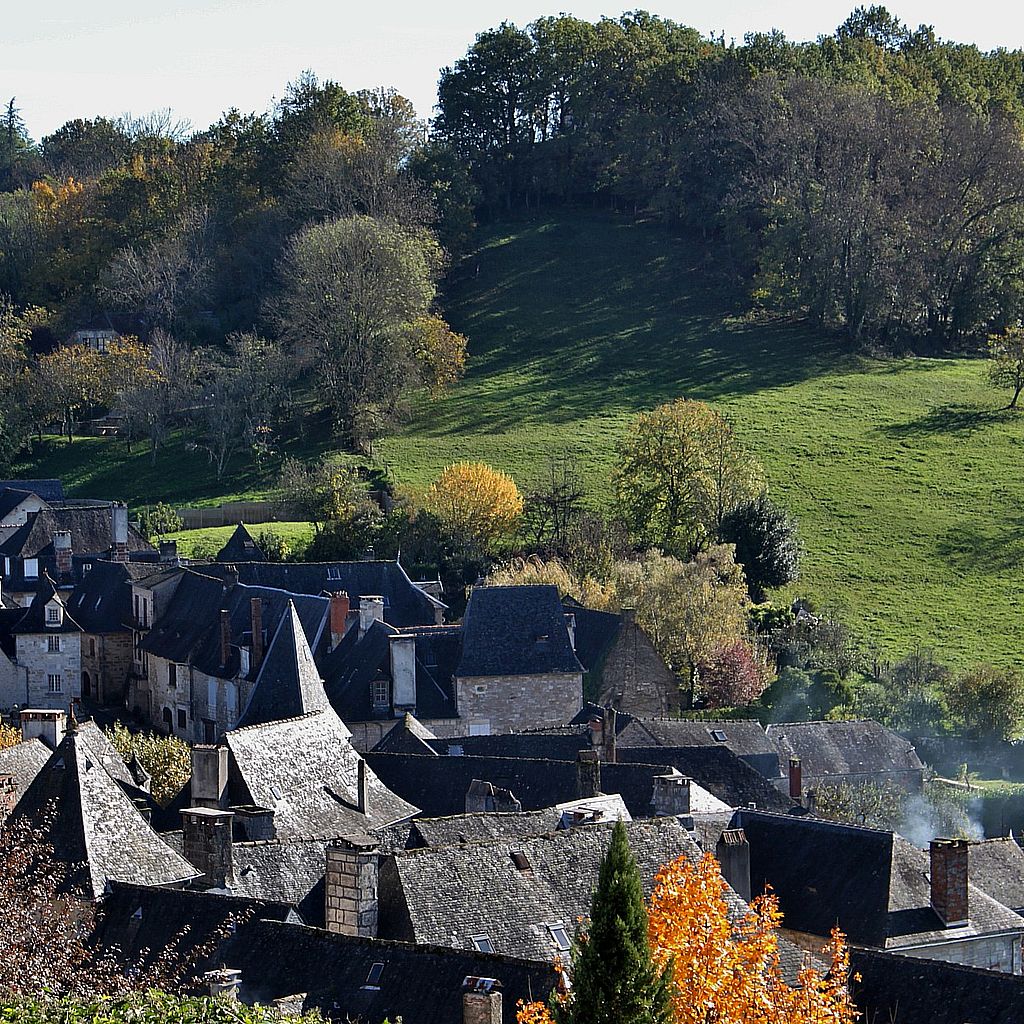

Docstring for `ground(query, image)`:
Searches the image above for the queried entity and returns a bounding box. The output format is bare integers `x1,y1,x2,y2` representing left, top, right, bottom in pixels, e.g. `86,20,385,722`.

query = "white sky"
6,1,1024,141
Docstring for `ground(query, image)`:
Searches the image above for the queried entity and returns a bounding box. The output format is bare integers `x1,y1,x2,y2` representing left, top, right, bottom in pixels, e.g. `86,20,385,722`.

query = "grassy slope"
377,215,1024,667
15,213,1024,665
164,521,315,558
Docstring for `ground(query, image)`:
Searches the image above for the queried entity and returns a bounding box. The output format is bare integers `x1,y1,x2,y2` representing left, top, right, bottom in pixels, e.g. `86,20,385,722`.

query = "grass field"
15,212,1024,666
164,522,315,559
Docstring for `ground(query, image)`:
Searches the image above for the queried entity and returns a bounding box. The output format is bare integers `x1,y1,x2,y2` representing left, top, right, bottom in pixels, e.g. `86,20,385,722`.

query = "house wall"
0,649,27,710
347,717,463,752
596,618,681,717
455,672,583,735
16,632,81,708
147,654,192,737
191,669,249,744
0,494,48,529
80,632,133,706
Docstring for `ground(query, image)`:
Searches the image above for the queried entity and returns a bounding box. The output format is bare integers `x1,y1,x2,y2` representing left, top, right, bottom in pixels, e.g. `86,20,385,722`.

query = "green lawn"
15,212,1024,666
164,521,315,559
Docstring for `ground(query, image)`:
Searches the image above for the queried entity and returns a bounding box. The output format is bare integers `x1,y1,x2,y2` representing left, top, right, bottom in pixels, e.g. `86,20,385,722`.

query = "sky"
6,0,1024,141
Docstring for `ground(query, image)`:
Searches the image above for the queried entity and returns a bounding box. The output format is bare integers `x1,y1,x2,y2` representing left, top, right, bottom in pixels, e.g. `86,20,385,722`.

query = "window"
548,924,571,951
371,679,390,708
326,567,343,581
510,851,531,872
23,558,38,578
177,709,187,730
471,935,494,953
162,707,172,728
47,636,60,652
89,639,96,657
710,729,727,743
46,606,60,624
168,663,177,688
134,595,140,621
47,674,62,693
362,962,385,989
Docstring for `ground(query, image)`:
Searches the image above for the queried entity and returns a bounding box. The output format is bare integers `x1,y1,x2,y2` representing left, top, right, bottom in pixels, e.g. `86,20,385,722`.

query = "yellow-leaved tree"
519,851,858,1024
426,461,523,555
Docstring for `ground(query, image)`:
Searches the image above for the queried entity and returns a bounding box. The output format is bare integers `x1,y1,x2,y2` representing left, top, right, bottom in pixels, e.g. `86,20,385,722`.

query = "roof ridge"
228,709,325,734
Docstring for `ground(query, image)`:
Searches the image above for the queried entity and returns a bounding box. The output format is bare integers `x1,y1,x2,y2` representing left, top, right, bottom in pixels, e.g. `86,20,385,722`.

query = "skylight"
510,851,531,872
548,924,571,951
363,962,385,989
471,935,494,953
710,729,727,743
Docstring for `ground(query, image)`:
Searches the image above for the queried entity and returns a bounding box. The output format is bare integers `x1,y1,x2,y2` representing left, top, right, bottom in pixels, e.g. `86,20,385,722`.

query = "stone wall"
455,672,583,734
190,669,247,744
0,650,27,710
596,617,681,717
325,841,378,937
17,632,81,708
347,717,462,752
81,632,133,706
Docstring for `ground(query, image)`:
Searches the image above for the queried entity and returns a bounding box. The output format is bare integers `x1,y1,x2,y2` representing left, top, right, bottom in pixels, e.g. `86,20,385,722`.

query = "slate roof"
766,720,925,781
458,586,583,678
850,947,1024,1024
219,919,558,1024
10,723,199,899
372,713,441,755
0,479,64,502
141,570,228,665
966,838,1024,913
619,718,780,771
10,573,83,634
216,523,266,563
0,738,51,799
225,708,418,838
365,752,677,819
231,560,445,625
734,809,1024,949
564,601,621,674
323,622,460,724
236,601,330,728
65,561,135,633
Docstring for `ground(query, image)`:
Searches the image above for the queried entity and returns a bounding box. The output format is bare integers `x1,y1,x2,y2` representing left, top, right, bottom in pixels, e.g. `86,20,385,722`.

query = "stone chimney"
219,609,232,668
576,749,601,800
931,838,970,927
20,708,67,749
588,707,616,763
788,756,802,802
132,797,152,823
716,828,751,902
0,774,16,822
203,968,241,999
359,595,385,637
231,804,276,841
463,977,502,1024
191,744,229,808
389,633,416,713
564,612,576,650
325,835,379,937
651,769,691,818
53,531,73,577
250,597,264,670
330,591,350,649
181,806,234,887
223,563,239,588
158,540,178,564
111,503,130,562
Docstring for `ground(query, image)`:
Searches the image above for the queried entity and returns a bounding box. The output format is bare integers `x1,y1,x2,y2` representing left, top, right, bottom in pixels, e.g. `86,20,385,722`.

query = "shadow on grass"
881,403,1017,439
935,517,1024,573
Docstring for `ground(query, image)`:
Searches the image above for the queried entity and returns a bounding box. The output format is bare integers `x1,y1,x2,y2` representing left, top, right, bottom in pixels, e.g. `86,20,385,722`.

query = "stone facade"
454,672,582,735
325,838,379,938
348,717,462,752
0,649,27,710
595,612,681,716
16,631,81,709
191,667,252,744
80,631,133,706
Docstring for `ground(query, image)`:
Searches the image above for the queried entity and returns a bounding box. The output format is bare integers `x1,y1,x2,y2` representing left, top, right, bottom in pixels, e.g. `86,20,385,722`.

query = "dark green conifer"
554,820,671,1024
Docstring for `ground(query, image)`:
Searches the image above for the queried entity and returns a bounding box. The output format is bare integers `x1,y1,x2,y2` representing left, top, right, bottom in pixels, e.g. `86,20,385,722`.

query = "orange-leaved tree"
426,461,524,556
519,851,858,1024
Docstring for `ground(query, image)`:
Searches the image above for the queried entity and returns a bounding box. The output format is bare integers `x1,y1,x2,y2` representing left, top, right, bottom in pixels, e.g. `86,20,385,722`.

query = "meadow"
18,213,1024,666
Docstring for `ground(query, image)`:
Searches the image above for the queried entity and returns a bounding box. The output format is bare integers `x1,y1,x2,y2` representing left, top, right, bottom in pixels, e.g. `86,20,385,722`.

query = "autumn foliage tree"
426,461,524,555
698,640,768,708
519,850,858,1024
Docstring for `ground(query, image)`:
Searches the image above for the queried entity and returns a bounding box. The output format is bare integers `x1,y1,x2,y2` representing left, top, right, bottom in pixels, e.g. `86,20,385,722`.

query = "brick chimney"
250,597,264,670
111,503,129,563
788,756,802,802
219,609,231,668
651,769,691,818
53,531,73,577
359,595,385,637
389,633,416,713
576,749,601,799
930,838,970,927
330,591,350,649
463,977,502,1024
191,744,228,808
181,806,234,887
325,835,379,937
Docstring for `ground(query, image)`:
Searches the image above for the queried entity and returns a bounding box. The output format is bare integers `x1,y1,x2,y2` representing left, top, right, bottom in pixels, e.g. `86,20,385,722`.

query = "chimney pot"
359,595,385,637
930,838,970,927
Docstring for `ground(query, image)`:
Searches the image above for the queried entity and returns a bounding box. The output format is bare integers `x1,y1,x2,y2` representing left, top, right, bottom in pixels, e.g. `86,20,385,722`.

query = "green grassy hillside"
378,215,1024,667
16,213,1024,666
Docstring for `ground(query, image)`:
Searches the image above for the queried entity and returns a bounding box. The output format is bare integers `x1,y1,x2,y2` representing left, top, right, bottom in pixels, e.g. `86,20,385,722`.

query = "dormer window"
24,558,38,579
46,604,62,626
371,679,390,708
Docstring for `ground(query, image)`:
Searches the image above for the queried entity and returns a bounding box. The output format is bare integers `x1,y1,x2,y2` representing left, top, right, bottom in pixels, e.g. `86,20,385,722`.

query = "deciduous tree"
426,461,524,556
987,325,1024,409
719,493,801,602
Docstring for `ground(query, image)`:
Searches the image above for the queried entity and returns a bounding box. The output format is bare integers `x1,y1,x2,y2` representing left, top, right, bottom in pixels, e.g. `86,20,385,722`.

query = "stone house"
734,809,1024,973
0,487,50,545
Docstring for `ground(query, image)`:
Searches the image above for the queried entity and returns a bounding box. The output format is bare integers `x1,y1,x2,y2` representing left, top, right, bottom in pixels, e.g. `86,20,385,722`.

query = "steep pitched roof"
216,523,266,563
10,724,199,899
237,601,330,728
0,738,51,800
225,709,418,838
966,837,1024,913
766,720,925,780
231,560,445,625
0,487,40,521
850,947,1024,1024
735,809,1024,949
140,569,228,664
0,505,151,560
458,586,583,677
64,561,134,633
372,714,441,756
10,573,83,634
0,480,64,502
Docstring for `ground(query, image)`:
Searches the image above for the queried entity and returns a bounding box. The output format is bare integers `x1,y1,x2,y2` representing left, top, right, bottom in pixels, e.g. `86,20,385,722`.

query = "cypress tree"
554,820,671,1024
